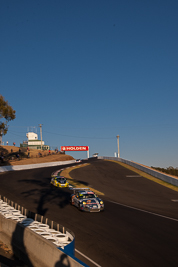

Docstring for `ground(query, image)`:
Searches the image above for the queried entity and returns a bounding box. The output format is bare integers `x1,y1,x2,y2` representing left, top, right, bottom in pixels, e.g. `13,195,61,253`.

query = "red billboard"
61,146,89,151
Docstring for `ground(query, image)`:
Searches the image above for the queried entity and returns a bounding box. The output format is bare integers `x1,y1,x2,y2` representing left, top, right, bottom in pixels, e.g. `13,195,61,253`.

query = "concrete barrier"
0,214,85,267
0,195,89,267
99,157,178,187
0,160,76,173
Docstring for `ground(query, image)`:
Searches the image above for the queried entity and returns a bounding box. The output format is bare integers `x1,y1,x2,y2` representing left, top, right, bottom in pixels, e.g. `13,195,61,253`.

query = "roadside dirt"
0,145,74,166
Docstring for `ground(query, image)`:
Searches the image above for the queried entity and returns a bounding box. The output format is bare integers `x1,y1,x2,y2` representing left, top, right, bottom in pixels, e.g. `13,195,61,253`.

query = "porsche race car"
70,188,104,212
50,176,69,188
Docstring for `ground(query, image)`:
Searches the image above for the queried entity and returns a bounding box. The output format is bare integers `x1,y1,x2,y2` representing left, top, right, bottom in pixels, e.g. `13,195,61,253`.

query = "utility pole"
39,124,43,150
116,135,120,158
0,131,2,145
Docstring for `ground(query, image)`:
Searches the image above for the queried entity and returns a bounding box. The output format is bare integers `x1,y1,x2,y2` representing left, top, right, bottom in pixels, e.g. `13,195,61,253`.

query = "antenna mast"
39,124,43,150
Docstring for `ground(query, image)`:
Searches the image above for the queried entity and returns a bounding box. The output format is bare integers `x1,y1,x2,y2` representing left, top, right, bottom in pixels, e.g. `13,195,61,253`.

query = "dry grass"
0,145,74,165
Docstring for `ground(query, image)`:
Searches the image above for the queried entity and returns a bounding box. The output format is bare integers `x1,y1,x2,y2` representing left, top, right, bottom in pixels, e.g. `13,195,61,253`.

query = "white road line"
109,200,178,222
75,249,102,267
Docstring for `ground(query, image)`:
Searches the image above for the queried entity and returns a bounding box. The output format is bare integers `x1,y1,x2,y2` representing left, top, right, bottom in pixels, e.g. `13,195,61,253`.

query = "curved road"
0,159,178,267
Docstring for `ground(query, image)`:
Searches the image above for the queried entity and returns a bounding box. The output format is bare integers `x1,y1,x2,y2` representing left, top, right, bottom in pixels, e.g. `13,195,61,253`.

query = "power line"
7,130,25,138
43,130,115,140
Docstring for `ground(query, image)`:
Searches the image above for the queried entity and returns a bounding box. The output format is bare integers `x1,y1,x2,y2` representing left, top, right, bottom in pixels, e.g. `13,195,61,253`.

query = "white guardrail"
0,160,76,173
99,156,178,187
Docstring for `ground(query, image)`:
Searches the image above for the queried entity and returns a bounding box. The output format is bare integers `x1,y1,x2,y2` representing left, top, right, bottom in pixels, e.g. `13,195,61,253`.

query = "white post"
39,124,43,150
87,148,89,158
116,135,120,158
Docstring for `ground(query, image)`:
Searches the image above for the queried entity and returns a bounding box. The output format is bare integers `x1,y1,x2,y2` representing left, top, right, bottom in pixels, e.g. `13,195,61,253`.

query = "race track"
0,159,178,267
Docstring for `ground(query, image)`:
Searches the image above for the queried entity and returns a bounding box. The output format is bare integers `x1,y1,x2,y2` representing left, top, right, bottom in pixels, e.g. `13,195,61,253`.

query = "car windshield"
57,178,66,183
79,193,96,199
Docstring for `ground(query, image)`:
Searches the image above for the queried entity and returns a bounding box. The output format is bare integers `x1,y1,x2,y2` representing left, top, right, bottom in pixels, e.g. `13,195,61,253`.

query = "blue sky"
1,0,178,167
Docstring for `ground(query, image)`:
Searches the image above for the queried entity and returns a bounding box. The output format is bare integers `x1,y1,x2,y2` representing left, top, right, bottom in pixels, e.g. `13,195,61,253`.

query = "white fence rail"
0,160,76,173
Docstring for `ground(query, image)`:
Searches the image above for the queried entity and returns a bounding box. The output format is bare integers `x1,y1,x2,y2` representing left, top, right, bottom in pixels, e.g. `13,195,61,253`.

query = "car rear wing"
70,188,90,194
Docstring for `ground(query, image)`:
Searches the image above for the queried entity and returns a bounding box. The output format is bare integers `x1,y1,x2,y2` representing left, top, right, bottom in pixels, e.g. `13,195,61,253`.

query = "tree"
0,95,16,135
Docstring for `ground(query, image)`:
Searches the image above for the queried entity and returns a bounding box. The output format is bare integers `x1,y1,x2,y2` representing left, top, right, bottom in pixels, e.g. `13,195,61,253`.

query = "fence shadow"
55,254,71,267
11,222,34,267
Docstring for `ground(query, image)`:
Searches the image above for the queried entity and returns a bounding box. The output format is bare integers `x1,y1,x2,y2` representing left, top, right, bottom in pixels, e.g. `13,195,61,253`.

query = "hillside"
0,146,74,166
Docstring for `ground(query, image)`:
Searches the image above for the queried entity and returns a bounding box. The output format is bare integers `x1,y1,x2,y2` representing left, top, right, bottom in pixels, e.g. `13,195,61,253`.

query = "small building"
20,132,49,150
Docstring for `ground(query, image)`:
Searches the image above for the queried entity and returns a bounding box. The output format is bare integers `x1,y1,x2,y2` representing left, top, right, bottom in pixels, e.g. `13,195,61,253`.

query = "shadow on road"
20,177,71,215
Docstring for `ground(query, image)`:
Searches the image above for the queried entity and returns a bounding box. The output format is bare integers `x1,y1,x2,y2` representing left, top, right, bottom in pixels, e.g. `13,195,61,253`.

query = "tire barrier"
0,195,88,266
0,196,74,251
0,216,86,267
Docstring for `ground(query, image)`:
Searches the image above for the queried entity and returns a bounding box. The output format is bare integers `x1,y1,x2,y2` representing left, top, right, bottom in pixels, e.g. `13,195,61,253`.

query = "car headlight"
100,201,103,204
83,202,86,205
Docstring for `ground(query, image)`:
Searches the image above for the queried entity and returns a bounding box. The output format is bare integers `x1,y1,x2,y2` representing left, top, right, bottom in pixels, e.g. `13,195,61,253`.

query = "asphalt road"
0,159,178,267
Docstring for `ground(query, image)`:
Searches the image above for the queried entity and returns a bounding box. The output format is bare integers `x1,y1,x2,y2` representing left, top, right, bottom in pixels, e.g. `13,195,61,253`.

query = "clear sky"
1,0,178,168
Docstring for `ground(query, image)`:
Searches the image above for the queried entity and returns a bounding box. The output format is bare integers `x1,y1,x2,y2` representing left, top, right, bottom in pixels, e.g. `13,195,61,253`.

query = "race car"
75,159,81,163
70,188,104,212
50,176,69,188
